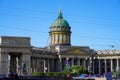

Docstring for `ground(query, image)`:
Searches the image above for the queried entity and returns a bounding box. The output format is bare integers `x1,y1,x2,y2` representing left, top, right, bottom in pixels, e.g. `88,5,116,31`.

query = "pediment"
64,48,90,55
69,49,81,54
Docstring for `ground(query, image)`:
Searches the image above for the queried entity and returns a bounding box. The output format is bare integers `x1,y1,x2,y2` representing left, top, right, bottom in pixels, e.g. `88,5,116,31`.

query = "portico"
0,36,31,76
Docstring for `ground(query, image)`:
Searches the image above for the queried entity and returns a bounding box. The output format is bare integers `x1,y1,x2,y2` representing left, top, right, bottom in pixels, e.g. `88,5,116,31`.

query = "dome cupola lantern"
49,10,71,46
58,10,63,19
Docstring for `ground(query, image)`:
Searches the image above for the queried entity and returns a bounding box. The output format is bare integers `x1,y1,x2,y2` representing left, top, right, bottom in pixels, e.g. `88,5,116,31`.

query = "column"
61,34,63,43
40,58,44,72
10,55,14,73
56,33,58,44
37,58,40,72
0,52,8,75
67,34,70,43
51,34,52,44
50,34,51,44
104,59,107,73
69,34,71,44
72,58,74,66
21,53,31,76
18,55,21,67
14,56,17,73
51,58,54,72
59,56,62,71
84,59,86,68
110,59,113,72
58,34,59,44
10,55,17,73
66,34,69,44
116,58,119,71
60,34,62,44
43,58,46,72
65,34,67,43
17,55,22,75
49,58,52,72
77,58,80,65
86,59,88,69
33,58,36,72
55,34,57,44
89,58,92,72
30,57,33,73
98,59,101,74
92,59,95,73
47,58,50,72
51,34,53,44
64,34,66,43
53,34,55,44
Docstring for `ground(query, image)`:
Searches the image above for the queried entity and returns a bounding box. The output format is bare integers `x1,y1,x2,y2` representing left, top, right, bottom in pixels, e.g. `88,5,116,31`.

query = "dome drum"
50,27,71,32
49,10,71,46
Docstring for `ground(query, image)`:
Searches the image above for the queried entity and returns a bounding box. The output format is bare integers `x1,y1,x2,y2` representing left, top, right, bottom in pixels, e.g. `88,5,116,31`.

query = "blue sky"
0,0,120,50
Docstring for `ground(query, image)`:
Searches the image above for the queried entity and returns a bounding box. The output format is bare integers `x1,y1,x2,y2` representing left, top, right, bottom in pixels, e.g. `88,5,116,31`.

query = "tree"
69,65,88,76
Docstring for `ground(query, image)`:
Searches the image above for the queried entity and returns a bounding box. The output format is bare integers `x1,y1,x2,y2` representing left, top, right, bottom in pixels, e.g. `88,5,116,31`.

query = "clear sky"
0,0,120,50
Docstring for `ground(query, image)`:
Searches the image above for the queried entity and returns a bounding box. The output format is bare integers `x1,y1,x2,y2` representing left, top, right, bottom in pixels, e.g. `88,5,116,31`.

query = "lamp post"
44,67,47,73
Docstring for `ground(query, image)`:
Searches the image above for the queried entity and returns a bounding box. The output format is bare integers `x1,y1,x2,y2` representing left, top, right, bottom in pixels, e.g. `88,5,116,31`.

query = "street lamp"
44,67,47,73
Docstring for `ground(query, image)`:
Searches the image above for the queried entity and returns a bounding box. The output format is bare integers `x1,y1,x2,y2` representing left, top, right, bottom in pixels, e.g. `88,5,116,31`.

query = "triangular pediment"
69,49,81,54
64,48,90,55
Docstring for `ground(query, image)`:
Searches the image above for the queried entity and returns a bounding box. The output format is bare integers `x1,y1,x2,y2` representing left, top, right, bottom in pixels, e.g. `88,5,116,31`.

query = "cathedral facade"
0,10,120,76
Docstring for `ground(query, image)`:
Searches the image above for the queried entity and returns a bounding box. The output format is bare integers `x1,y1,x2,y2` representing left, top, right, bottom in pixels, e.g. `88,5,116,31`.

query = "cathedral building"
0,10,120,76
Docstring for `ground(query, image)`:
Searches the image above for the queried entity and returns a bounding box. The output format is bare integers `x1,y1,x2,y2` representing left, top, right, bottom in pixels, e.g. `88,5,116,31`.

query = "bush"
31,72,45,76
31,72,66,76
31,66,87,77
69,65,88,76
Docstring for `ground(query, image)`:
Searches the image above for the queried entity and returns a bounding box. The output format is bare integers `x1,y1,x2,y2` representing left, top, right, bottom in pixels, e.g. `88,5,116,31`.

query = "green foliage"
31,72,67,76
61,70,71,76
45,72,53,76
31,65,88,77
69,65,88,76
112,71,120,77
31,72,45,76
51,72,61,76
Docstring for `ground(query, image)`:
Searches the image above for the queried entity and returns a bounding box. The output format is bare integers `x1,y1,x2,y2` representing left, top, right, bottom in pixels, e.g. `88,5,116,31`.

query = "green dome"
51,10,70,27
